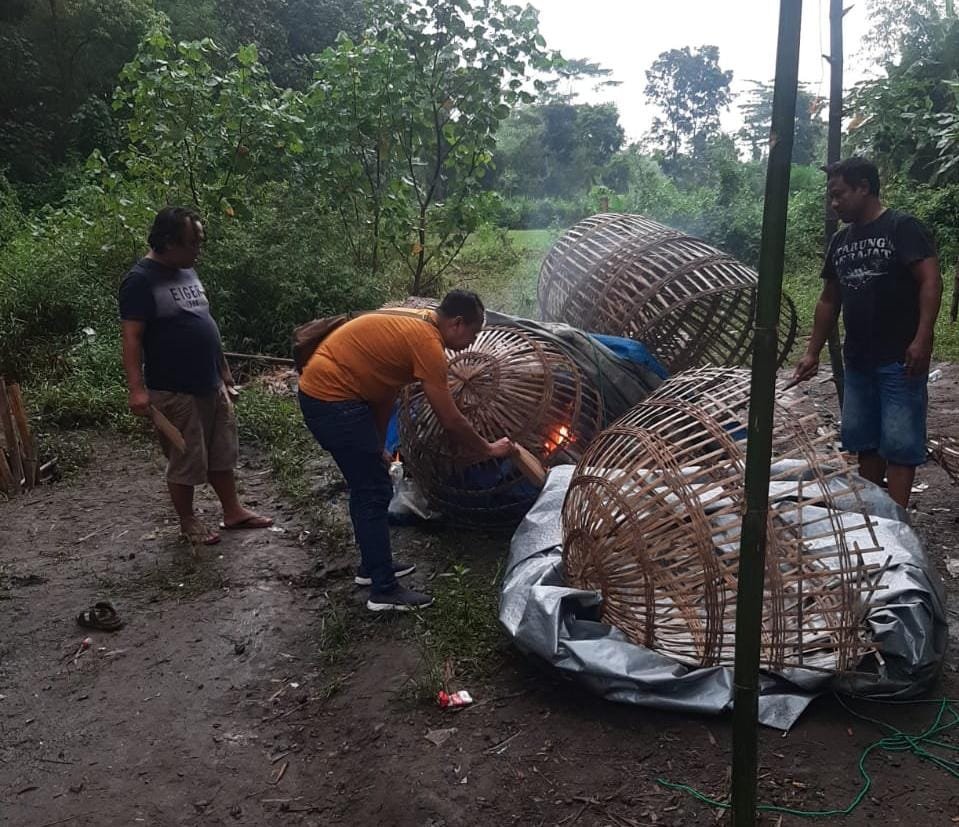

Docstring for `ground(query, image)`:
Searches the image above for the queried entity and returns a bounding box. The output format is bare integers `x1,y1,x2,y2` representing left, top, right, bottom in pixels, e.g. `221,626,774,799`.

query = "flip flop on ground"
76,601,124,632
219,514,273,530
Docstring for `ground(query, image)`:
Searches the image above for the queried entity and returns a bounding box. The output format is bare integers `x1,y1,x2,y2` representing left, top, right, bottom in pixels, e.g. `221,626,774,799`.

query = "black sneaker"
354,561,416,586
366,586,434,612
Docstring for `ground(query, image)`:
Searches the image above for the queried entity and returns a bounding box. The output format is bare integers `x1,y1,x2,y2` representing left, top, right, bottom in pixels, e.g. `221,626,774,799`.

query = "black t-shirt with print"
822,208,937,370
118,258,223,395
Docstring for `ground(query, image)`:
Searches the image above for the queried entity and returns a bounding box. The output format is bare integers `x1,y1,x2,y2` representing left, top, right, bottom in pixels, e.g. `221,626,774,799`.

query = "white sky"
529,0,874,140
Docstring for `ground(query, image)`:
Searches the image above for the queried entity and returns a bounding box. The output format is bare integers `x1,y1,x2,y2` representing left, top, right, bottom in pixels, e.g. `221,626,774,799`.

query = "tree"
0,0,153,189
302,0,551,294
738,81,826,165
109,24,305,221
644,45,732,161
846,8,959,182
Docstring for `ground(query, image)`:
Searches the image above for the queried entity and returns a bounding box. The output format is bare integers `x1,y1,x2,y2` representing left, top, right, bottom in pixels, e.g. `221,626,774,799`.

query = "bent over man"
793,158,942,508
120,207,272,544
298,290,513,611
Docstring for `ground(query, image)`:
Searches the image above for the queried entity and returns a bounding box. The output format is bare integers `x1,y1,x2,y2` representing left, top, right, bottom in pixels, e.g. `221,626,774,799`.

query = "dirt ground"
3,366,959,826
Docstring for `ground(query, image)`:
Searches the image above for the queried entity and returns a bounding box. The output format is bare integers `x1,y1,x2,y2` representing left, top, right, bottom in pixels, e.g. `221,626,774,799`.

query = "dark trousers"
298,391,397,594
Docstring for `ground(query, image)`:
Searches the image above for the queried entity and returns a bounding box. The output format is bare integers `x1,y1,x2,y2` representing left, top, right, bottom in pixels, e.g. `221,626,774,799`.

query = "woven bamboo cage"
928,437,959,482
562,367,884,674
537,213,798,373
399,325,603,526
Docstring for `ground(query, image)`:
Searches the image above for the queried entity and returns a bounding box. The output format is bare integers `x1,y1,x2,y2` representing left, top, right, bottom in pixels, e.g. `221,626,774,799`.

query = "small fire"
544,424,572,455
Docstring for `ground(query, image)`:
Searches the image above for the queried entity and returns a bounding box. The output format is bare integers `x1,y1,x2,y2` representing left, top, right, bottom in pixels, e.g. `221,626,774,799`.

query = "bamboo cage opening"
562,367,884,674
399,325,604,526
538,213,798,373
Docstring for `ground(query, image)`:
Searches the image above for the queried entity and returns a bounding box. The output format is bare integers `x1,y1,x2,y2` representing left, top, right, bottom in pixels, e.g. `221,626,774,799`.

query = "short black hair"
148,206,202,253
823,157,881,196
438,289,485,326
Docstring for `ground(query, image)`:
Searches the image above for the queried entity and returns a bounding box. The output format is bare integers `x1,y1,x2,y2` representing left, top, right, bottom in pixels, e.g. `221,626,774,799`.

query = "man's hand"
791,352,820,385
487,437,514,459
128,387,150,417
904,335,933,377
382,449,393,467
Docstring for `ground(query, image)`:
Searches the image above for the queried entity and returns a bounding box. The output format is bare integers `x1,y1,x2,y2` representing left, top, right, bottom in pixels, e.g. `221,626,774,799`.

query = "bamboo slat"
0,379,24,492
7,383,36,489
0,442,14,496
562,367,883,675
537,213,798,373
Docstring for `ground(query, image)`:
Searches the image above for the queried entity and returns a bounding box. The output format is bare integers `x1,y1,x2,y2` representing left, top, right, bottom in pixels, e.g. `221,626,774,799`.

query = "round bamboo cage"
537,213,798,373
562,367,883,674
399,325,603,526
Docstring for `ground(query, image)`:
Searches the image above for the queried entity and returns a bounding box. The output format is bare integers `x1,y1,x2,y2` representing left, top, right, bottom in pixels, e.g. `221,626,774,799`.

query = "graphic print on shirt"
832,235,896,291
153,273,210,318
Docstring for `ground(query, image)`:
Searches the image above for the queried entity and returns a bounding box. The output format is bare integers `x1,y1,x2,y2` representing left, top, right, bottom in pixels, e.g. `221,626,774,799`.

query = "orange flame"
544,424,572,455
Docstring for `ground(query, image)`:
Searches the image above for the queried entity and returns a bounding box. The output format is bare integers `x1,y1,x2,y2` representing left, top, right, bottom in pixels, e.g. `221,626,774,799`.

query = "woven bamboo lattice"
562,367,885,674
399,325,603,525
537,213,798,373
928,437,959,483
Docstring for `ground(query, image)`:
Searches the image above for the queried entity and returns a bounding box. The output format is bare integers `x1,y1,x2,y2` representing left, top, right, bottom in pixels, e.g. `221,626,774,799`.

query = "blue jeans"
298,392,397,594
841,362,928,467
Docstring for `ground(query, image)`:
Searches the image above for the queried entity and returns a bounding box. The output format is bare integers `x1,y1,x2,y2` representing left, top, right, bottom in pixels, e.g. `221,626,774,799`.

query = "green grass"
405,562,506,701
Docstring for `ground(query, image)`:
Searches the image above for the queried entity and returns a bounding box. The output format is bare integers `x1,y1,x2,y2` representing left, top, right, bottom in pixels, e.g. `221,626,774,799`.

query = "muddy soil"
2,366,959,826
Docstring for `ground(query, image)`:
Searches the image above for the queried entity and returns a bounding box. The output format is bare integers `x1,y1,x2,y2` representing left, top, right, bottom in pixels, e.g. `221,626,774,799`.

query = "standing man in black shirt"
120,207,272,544
792,157,942,508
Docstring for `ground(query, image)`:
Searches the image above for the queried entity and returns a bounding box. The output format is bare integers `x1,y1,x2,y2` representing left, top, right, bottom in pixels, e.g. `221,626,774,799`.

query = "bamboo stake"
730,2,803,824
0,443,14,496
0,380,24,493
8,383,36,489
824,0,847,408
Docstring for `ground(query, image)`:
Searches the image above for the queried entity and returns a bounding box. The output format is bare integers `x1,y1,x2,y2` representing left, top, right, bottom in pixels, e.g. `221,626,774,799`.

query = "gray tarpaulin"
499,464,947,730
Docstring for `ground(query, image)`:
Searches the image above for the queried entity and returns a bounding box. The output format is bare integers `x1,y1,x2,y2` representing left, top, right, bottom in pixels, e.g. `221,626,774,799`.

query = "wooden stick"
8,383,36,489
0,445,14,496
0,380,23,493
223,351,294,366
513,444,547,487
149,405,187,453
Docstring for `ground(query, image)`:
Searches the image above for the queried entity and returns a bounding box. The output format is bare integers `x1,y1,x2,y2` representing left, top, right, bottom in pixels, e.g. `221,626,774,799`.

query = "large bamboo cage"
537,213,798,373
399,325,603,526
562,367,884,674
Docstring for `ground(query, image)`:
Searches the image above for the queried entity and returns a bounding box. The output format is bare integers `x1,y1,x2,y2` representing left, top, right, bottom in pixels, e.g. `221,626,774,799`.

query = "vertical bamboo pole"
729,1,803,824
0,379,24,493
825,0,846,407
8,384,36,489
0,441,14,496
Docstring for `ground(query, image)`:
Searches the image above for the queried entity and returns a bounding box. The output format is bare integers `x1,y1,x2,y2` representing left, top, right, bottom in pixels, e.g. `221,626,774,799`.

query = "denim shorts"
841,362,928,467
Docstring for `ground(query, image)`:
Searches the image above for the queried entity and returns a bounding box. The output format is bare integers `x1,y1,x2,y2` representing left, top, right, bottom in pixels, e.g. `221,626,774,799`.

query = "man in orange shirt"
298,290,513,611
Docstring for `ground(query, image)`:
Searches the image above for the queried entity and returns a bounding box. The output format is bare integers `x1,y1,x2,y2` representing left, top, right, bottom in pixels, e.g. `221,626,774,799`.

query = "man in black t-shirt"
792,158,942,508
120,207,272,544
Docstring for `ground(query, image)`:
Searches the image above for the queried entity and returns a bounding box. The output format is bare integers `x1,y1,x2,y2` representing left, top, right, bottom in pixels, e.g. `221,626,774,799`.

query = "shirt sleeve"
118,271,156,321
895,214,937,265
821,231,840,280
411,331,449,389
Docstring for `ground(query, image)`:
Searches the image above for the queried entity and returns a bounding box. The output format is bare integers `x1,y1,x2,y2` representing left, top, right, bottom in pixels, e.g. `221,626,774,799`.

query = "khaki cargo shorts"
149,386,239,486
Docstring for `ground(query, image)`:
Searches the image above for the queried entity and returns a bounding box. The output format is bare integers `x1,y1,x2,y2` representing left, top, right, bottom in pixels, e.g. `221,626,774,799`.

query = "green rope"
656,696,959,818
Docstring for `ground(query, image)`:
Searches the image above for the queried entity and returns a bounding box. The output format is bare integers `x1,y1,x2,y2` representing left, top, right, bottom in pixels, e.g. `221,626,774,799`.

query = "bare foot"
180,517,221,546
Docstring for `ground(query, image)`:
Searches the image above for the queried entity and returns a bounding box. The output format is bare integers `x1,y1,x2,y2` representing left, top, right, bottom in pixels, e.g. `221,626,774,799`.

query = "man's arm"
905,257,943,376
792,279,841,383
421,382,513,462
121,320,150,416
